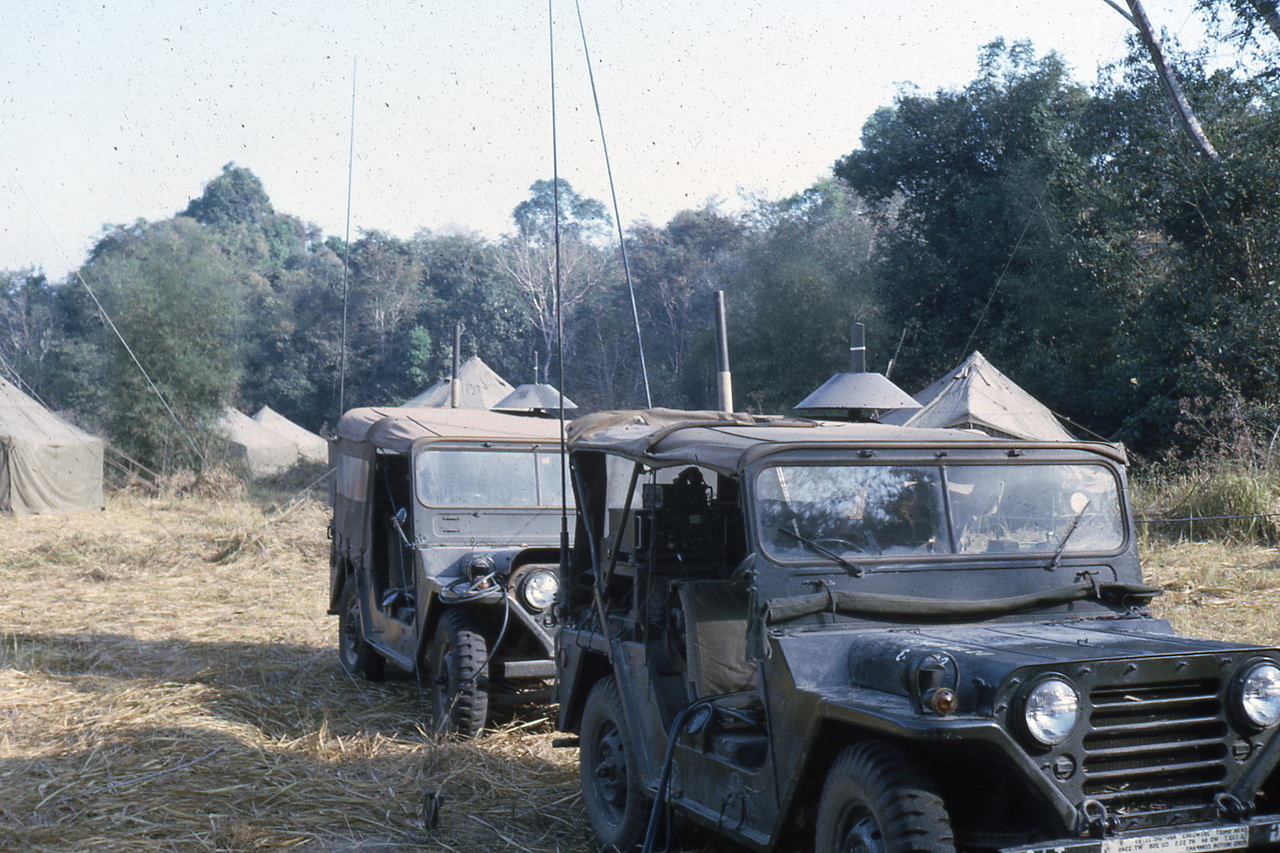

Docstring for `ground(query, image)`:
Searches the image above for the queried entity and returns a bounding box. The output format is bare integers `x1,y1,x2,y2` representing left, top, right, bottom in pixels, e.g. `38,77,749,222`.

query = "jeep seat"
677,580,755,697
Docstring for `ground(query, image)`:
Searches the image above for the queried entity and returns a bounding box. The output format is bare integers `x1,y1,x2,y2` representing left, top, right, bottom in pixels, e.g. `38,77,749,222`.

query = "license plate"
1102,826,1250,853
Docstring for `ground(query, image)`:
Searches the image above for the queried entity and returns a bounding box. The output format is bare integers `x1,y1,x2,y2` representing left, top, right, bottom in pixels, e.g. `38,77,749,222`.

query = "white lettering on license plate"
1102,826,1250,853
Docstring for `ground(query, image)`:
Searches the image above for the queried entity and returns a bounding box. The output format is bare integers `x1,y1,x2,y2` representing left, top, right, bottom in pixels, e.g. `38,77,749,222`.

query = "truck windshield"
756,463,1124,561
415,448,570,508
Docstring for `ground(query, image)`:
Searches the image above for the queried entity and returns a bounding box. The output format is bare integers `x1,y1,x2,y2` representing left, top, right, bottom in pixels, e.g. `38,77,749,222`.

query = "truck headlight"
1023,677,1080,746
518,567,559,612
1238,661,1280,729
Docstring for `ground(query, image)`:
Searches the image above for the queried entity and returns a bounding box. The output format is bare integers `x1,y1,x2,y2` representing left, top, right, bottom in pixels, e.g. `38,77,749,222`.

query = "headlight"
518,568,559,612
1238,661,1280,729
1023,677,1080,746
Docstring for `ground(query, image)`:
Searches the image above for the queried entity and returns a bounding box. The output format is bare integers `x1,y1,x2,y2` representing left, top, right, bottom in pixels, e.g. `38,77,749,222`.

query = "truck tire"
338,587,385,680
428,608,489,737
815,740,955,853
580,675,649,851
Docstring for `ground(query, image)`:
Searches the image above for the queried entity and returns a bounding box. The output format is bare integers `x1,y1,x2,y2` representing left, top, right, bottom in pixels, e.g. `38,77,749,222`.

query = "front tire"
337,586,385,680
427,608,489,737
580,675,649,852
816,740,955,853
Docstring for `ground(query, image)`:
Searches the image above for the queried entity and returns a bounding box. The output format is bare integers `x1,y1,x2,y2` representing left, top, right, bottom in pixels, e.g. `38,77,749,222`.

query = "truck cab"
555,409,1280,852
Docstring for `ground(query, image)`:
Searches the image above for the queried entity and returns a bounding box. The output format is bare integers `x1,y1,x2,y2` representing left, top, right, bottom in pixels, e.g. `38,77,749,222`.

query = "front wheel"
580,675,649,851
816,740,955,853
337,586,385,680
427,608,489,737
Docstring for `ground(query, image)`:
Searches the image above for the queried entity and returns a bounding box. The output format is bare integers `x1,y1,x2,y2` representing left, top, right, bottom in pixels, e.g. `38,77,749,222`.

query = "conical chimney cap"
794,372,920,412
793,322,920,415
493,383,578,412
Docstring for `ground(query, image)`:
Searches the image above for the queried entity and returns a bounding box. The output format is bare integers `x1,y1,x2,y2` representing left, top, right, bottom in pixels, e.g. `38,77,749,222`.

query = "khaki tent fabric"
403,356,515,409
216,408,308,478
0,375,104,514
883,351,1074,441
251,405,328,464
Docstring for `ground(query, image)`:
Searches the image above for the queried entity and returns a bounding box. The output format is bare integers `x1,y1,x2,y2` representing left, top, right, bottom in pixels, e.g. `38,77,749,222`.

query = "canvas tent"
0,375,104,514
403,356,515,409
251,405,328,465
882,351,1074,441
216,408,311,478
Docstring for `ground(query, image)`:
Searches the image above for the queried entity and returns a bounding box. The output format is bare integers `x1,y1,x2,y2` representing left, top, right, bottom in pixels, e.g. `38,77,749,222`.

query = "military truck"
329,406,569,736
555,409,1280,852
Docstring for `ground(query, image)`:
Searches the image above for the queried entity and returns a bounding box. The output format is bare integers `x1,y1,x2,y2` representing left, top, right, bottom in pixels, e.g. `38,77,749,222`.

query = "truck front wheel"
337,587,385,680
580,675,649,851
427,608,489,737
815,740,955,853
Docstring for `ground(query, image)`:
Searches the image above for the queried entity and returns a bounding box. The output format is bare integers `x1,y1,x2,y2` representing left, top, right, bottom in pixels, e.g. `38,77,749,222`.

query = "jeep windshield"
756,462,1123,562
415,448,571,508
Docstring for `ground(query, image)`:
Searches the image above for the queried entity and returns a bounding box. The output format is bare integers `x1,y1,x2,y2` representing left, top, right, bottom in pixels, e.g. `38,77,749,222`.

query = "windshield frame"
748,449,1130,568
412,440,571,510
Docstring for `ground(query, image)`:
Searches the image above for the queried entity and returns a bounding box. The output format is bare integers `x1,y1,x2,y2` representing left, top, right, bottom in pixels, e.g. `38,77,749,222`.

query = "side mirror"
395,507,407,525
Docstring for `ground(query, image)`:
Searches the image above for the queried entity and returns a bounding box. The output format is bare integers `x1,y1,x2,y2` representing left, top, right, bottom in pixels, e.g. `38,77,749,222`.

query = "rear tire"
580,675,649,852
427,608,489,737
337,586,385,680
815,740,955,853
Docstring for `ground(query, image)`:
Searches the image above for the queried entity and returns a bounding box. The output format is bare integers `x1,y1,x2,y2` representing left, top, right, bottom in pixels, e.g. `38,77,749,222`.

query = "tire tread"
816,740,955,853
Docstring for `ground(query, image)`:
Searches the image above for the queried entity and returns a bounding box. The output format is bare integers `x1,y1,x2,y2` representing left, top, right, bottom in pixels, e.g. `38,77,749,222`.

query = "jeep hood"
777,619,1269,706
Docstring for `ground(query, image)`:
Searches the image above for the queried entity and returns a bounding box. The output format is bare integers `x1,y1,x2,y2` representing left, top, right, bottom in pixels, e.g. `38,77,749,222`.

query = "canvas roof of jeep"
337,406,564,453
567,408,1126,474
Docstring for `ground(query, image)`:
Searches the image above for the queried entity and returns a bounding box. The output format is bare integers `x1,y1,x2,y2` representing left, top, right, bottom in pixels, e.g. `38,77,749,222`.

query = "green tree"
512,178,612,245
498,180,613,382
616,205,745,408
1090,53,1280,453
411,231,529,391
236,240,346,430
182,162,276,227
83,217,247,470
834,41,1144,435
340,230,426,406
1195,0,1280,60
0,269,62,394
719,182,883,413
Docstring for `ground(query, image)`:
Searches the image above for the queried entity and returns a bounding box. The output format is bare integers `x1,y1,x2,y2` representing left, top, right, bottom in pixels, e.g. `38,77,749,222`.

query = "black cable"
640,701,701,853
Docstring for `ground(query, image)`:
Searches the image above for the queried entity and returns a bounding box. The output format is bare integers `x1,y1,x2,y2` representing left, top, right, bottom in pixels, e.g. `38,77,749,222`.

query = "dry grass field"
0,483,590,853
3,483,1280,852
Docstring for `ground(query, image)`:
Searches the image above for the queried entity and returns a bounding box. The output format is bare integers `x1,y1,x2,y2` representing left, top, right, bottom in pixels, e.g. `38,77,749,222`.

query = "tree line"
4,11,1280,474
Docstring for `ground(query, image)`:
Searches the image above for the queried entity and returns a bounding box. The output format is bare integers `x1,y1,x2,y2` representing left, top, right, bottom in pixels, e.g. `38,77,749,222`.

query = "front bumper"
1006,816,1280,853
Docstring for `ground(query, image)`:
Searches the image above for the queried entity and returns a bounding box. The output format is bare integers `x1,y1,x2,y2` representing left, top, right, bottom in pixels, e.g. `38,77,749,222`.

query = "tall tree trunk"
1124,0,1222,161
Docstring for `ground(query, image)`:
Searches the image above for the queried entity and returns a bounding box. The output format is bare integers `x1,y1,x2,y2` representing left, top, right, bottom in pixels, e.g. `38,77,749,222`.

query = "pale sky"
2,0,1216,277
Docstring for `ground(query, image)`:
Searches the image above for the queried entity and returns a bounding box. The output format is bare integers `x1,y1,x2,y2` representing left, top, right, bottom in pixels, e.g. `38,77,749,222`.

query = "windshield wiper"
1046,499,1091,571
764,579,1161,624
776,527,865,577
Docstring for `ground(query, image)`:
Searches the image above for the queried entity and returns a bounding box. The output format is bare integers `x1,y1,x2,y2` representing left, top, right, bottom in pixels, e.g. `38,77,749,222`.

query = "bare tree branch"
1121,0,1222,161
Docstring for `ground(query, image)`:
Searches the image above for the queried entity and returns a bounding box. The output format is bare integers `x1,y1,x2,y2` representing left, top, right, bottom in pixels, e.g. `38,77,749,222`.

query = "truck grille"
1081,678,1228,814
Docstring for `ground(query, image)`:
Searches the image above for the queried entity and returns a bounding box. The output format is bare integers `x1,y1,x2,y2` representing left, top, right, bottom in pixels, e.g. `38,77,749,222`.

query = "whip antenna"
338,57,357,418
550,0,571,575
573,0,651,407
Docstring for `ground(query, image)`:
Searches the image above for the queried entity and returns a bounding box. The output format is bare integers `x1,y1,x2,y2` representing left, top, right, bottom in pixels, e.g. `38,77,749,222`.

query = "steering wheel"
816,533,876,555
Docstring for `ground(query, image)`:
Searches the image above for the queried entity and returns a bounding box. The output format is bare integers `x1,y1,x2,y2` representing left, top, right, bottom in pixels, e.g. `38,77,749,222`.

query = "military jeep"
555,409,1280,852
329,406,569,736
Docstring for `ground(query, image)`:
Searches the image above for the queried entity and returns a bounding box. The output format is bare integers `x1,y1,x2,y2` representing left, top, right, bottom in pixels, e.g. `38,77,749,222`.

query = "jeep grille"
1081,678,1228,814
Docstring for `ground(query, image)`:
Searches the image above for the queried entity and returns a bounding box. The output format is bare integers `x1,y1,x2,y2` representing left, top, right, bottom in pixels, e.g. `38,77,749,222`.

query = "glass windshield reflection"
416,449,571,508
756,463,1123,561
